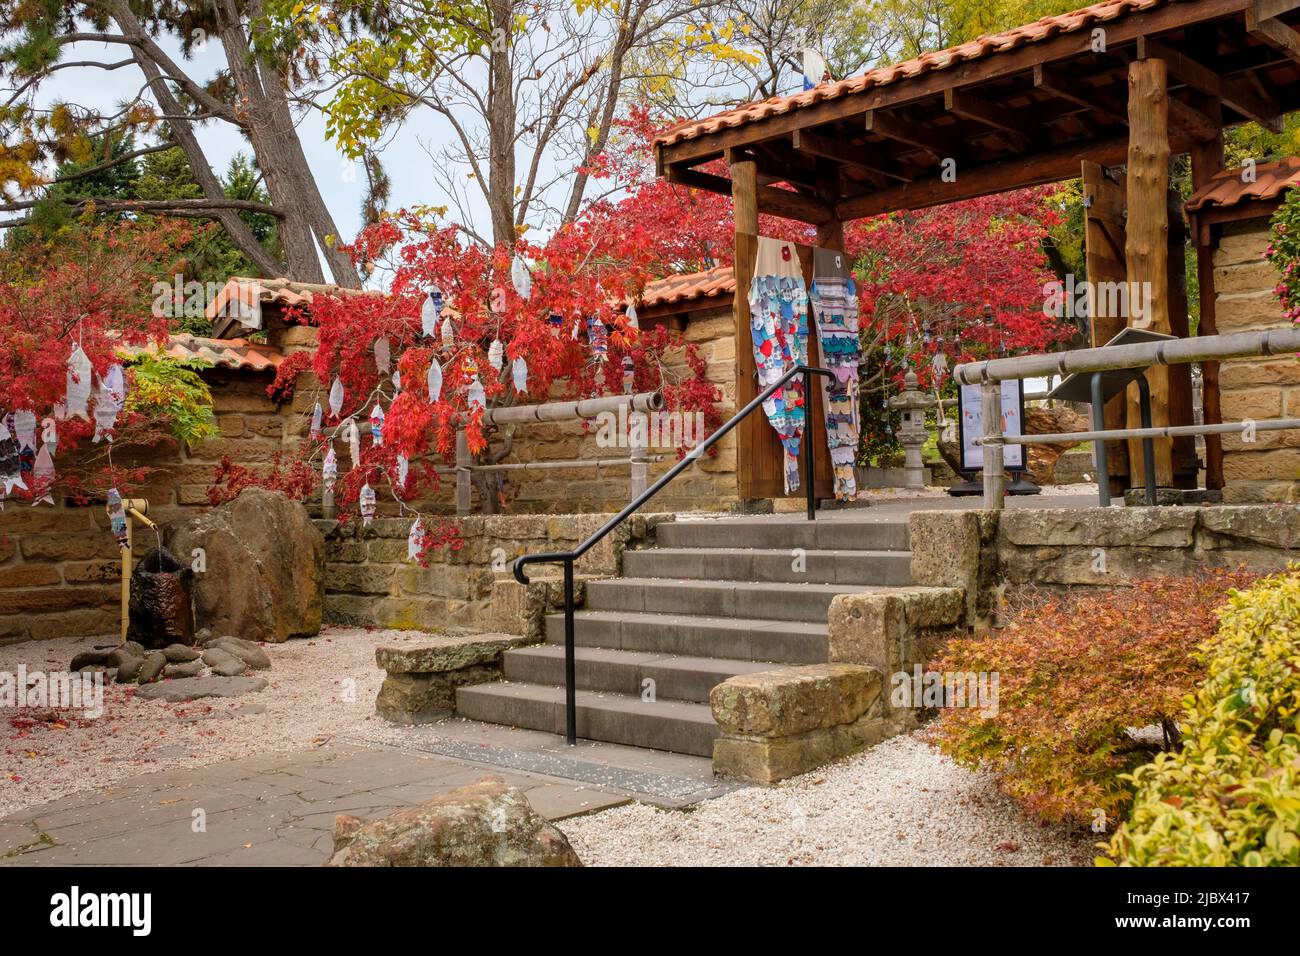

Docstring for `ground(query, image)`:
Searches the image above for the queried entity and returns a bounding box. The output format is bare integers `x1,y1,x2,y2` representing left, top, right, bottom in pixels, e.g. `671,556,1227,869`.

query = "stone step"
622,547,912,586
455,681,720,756
546,610,829,663
503,644,775,703
584,576,888,622
655,516,909,552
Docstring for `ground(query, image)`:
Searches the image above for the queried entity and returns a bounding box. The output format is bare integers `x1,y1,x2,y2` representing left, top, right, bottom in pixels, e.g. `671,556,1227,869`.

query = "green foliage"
928,571,1260,827
1104,569,1300,867
124,353,219,447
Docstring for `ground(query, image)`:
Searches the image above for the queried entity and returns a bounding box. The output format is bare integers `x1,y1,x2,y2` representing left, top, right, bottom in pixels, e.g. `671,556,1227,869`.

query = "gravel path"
559,732,1093,866
0,627,394,818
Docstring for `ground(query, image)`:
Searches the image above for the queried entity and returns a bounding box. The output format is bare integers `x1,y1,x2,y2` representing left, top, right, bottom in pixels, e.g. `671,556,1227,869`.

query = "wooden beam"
1125,57,1174,487
1246,4,1300,61
1137,35,1283,131
943,88,1035,138
1167,93,1224,141
1034,63,1129,124
836,131,1167,220
864,108,958,158
791,129,913,182
664,162,832,224
1188,84,1226,490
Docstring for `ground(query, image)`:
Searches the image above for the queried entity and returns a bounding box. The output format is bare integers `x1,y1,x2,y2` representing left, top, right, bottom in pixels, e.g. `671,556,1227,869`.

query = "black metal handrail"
513,363,833,745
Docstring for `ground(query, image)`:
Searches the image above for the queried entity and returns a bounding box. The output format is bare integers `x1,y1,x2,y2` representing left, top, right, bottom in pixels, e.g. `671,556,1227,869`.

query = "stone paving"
0,740,640,866
0,714,732,866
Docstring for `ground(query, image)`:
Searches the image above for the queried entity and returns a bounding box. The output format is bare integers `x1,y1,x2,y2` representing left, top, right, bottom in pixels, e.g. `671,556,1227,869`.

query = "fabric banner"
808,247,862,500
747,238,810,493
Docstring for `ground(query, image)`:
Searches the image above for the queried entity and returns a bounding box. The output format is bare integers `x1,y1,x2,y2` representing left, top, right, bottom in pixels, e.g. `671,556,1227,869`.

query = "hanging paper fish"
427,359,443,402
396,453,409,490
103,364,127,409
931,351,949,379
407,515,424,561
40,417,57,454
358,482,377,527
328,376,345,417
310,402,323,441
374,337,391,375
12,410,36,452
466,364,486,411
392,369,401,393
625,302,639,329
33,444,54,505
440,316,455,350
421,287,445,337
511,255,532,300
622,355,635,394
322,445,338,491
345,419,361,467
106,488,129,550
511,356,528,395
65,346,92,420
92,380,119,442
548,312,563,337
0,420,25,495
488,339,504,372
370,404,385,447
587,317,608,362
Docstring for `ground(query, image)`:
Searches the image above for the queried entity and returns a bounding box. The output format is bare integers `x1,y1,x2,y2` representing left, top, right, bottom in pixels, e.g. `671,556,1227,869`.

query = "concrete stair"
456,514,913,757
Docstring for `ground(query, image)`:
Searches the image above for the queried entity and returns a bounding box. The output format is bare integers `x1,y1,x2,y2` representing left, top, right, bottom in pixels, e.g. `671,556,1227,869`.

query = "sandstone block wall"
322,512,674,635
1212,222,1300,503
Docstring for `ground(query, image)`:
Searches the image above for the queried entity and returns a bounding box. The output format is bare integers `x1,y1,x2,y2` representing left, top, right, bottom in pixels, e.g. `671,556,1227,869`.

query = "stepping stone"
135,676,269,703
163,644,200,663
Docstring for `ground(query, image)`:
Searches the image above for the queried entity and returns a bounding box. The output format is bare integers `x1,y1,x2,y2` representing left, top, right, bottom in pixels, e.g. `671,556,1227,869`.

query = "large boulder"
167,488,324,643
325,777,582,867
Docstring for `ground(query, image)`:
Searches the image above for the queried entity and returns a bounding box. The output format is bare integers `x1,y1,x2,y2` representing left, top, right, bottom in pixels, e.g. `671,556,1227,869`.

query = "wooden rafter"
1033,63,1129,125
1137,35,1283,130
790,129,913,182
865,108,959,159
664,164,833,225
1246,0,1300,60
943,88,1036,140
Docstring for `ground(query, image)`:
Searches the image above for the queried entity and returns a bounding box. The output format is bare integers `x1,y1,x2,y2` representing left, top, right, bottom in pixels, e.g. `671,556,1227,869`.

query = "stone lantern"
888,370,936,489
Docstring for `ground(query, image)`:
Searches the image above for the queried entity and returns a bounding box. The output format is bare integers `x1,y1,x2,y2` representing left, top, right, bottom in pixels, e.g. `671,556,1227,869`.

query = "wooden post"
731,158,765,502
1125,58,1174,487
981,380,1005,509
1082,161,1130,492
1190,99,1226,491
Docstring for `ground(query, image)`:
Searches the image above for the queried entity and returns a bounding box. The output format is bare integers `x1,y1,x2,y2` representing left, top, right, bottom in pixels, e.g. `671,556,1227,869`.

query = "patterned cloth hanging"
747,238,810,494
808,247,863,500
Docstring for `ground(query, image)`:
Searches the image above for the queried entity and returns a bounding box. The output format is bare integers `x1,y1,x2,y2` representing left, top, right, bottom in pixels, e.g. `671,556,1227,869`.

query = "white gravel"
559,732,1093,866
0,627,397,819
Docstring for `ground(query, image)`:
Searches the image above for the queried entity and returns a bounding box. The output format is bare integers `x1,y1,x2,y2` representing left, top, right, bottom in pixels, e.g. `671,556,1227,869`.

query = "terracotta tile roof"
1185,157,1300,212
204,276,372,321
123,334,284,372
655,0,1169,149
641,266,735,309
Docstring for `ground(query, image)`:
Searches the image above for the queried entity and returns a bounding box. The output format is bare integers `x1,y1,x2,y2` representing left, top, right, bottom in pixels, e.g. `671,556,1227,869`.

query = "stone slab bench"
375,633,536,724
709,663,896,784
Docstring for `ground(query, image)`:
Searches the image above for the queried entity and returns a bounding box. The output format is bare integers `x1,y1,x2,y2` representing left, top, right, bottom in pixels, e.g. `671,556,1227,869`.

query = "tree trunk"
487,0,519,248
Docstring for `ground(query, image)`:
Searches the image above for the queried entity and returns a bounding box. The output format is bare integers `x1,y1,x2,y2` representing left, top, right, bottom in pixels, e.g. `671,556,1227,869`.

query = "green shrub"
928,570,1260,828
1103,569,1300,866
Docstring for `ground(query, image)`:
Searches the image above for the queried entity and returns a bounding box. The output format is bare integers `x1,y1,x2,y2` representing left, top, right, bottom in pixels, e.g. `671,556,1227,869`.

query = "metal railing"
953,327,1300,508
513,363,833,745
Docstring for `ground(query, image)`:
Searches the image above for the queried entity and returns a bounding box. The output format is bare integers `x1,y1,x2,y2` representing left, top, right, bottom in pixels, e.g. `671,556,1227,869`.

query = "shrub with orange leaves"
927,570,1261,828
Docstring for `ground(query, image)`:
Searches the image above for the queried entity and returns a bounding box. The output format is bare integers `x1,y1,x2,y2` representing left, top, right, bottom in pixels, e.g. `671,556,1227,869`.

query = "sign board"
958,380,1025,471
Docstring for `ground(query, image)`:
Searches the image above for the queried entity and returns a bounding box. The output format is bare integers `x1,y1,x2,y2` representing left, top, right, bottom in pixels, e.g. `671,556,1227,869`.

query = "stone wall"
0,367,297,646
908,505,1300,625
322,512,674,636
1212,221,1300,503
1,307,733,644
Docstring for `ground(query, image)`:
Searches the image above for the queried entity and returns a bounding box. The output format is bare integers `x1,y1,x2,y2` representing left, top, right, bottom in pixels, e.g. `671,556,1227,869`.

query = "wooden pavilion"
653,0,1300,499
